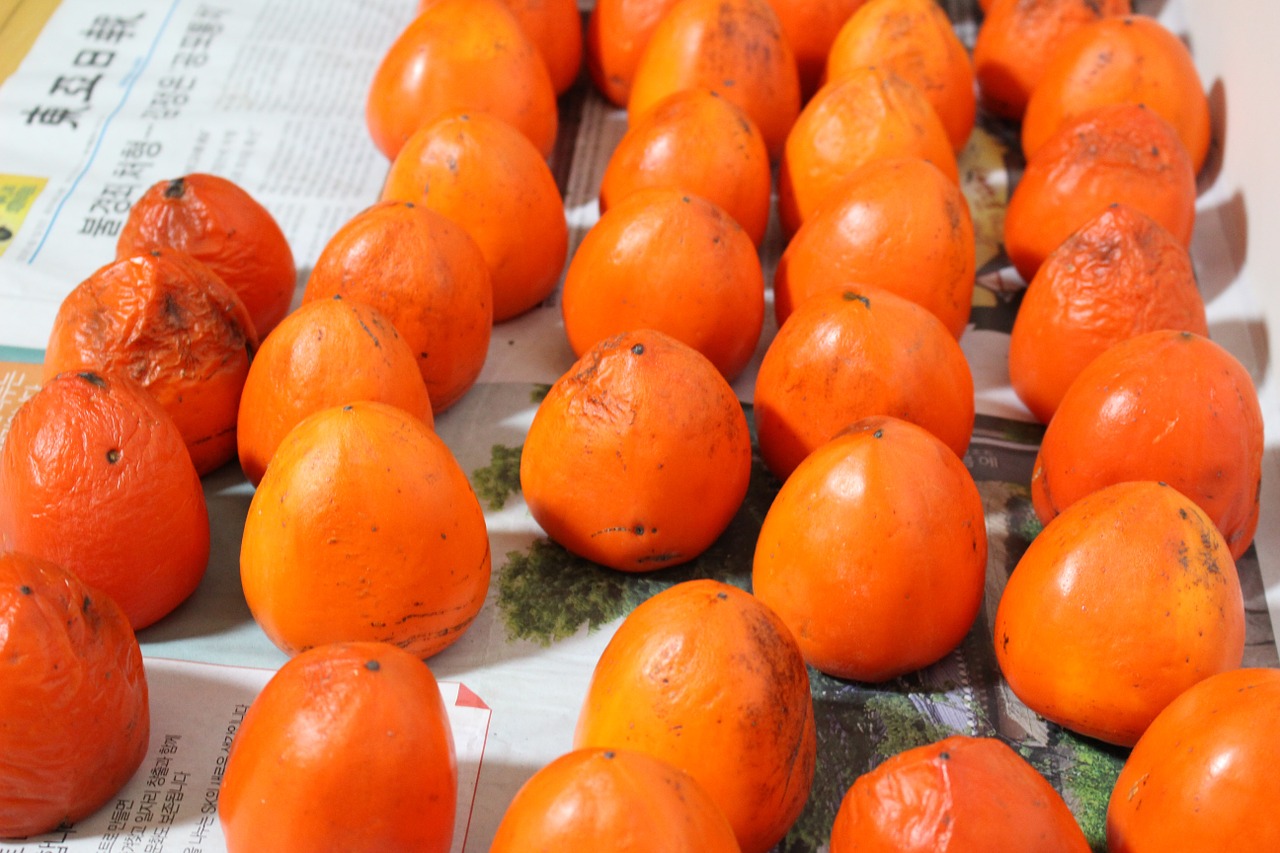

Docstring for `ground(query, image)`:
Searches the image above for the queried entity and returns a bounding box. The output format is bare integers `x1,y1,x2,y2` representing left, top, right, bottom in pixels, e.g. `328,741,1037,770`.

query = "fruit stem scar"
164,177,185,199
106,448,121,464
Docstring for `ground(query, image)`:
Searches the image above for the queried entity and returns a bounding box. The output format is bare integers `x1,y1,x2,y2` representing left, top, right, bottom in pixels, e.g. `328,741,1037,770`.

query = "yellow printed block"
0,174,48,258
0,362,42,447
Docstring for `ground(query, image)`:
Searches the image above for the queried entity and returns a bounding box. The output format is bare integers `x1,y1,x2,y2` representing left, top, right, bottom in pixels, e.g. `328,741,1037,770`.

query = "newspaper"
1,1,1277,852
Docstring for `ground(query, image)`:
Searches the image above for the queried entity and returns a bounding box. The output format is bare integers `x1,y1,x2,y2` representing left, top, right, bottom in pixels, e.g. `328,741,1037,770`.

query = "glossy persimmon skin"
1003,102,1196,283
116,172,296,339
830,736,1090,852
1008,203,1207,424
995,480,1246,747
302,200,493,412
219,641,457,853
574,579,816,853
775,156,975,337
586,0,682,105
0,371,210,630
1031,330,1263,560
0,551,150,839
753,417,988,682
365,0,558,161
1107,667,1280,853
490,748,743,853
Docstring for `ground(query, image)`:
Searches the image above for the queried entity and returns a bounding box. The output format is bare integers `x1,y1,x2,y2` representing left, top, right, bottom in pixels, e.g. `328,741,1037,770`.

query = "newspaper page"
0,1,1277,852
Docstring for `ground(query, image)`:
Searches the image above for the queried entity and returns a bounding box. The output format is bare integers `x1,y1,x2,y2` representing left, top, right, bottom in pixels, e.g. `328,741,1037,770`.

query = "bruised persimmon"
574,579,816,853
774,156,975,336
778,65,958,235
1003,102,1197,283
754,417,987,682
562,190,765,381
490,748,742,853
627,0,801,159
219,641,456,853
585,0,682,105
240,402,491,659
236,295,435,487
116,172,296,339
365,0,558,160
600,88,772,245
754,288,974,482
1008,203,1207,424
519,330,752,572
1031,330,1263,560
380,112,567,323
995,480,1245,747
43,249,258,475
829,735,1090,852
825,0,977,152
0,371,210,630
767,0,871,99
0,551,150,839
302,200,492,412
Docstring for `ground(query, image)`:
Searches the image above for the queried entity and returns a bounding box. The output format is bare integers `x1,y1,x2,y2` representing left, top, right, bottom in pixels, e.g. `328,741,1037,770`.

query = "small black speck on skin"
18,585,31,595
631,343,644,355
107,449,121,464
365,659,381,672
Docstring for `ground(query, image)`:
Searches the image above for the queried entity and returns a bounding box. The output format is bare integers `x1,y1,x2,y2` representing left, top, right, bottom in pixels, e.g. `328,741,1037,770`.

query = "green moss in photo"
472,443,523,510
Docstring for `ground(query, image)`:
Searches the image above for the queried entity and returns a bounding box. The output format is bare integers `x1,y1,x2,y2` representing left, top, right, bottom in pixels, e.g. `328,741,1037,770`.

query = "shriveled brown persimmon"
775,156,975,337
995,480,1245,747
1008,203,1207,424
562,190,765,381
236,295,435,487
830,735,1090,852
585,0,682,105
43,249,258,475
601,88,772,245
1031,329,1263,560
753,288,974,482
778,65,958,235
365,0,558,160
302,200,492,412
627,0,801,159
1003,102,1197,283
825,0,977,152
117,172,296,339
0,551,150,839
380,112,567,323
574,579,816,853
0,371,210,630
519,330,752,572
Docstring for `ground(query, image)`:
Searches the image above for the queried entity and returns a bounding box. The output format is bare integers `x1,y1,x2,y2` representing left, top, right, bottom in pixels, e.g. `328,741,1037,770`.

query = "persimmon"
778,65,958,235
0,551,150,839
600,88,772,245
1003,102,1196,283
240,401,491,659
574,579,816,853
490,747,742,852
973,0,1132,122
561,190,765,381
519,330,752,571
829,735,1090,852
994,480,1245,747
754,288,974,482
1031,329,1263,560
219,641,456,853
365,0,558,160
116,172,296,338
236,295,435,487
767,0,871,99
1022,14,1212,173
0,371,209,630
627,0,801,159
1107,667,1280,852
825,0,977,152
585,0,682,105
1008,203,1207,424
753,416,988,681
380,112,567,323
302,200,492,412
43,249,258,475
774,156,975,336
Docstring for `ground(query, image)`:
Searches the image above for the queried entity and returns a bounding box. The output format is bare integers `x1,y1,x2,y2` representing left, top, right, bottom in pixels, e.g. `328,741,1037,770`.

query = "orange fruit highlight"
219,641,456,853
240,401,491,659
0,551,150,839
574,579,816,853
0,371,210,630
